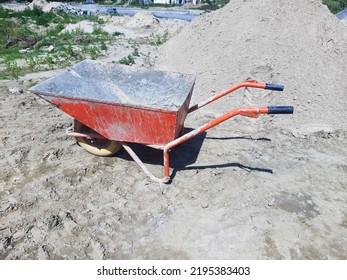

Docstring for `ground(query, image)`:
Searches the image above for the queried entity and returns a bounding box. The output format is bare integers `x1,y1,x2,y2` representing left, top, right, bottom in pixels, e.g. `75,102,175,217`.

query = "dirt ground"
1,78,347,259
1,3,347,260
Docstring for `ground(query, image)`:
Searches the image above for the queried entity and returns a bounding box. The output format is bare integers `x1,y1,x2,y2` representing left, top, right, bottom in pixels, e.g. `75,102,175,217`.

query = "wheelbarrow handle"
264,83,284,91
188,80,285,114
162,106,295,181
267,106,294,114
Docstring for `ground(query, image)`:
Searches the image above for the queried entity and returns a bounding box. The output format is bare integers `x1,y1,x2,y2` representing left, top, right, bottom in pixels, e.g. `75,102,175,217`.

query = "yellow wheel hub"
75,125,121,157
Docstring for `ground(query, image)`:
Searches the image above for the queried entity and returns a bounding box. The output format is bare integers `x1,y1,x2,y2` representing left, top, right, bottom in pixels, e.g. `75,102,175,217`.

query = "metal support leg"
120,142,170,184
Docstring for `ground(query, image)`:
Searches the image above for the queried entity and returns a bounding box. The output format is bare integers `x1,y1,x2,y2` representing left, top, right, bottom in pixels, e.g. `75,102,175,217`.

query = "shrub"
323,0,347,13
0,20,37,49
118,55,135,66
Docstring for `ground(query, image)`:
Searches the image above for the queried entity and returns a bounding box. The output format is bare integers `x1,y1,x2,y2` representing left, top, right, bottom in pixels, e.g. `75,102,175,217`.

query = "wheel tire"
75,125,121,157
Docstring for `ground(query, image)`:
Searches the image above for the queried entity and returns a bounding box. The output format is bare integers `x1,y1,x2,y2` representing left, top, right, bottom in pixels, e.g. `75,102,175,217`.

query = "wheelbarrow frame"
66,80,293,183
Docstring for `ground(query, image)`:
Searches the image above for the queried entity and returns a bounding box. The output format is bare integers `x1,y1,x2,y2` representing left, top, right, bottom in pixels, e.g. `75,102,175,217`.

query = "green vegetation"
152,32,169,46
132,46,140,57
114,0,177,8
0,6,117,79
4,61,22,79
201,0,229,10
0,5,81,26
118,54,135,66
323,0,347,13
113,31,124,37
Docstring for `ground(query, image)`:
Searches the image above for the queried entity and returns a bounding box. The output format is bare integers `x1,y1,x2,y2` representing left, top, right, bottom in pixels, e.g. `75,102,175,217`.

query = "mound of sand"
157,0,347,132
61,20,95,34
125,11,160,30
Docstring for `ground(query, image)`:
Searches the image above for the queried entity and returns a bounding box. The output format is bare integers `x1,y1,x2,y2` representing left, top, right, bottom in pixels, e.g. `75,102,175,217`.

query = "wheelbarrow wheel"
75,125,121,157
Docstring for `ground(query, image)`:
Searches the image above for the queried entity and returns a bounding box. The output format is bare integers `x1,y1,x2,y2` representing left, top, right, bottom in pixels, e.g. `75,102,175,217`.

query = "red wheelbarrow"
30,60,294,183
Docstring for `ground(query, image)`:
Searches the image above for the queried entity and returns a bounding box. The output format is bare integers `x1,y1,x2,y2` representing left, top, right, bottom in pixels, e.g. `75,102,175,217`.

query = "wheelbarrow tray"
30,60,196,145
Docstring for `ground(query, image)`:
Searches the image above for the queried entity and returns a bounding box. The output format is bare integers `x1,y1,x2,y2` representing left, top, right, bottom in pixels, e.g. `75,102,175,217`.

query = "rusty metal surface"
30,60,196,111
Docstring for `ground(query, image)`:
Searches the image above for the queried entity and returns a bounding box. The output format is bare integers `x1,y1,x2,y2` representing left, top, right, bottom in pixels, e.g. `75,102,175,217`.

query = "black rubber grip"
268,106,294,114
265,83,284,91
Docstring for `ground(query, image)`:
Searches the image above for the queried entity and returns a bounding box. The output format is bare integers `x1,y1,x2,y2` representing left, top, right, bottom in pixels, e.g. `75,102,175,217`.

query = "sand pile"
157,0,347,132
61,20,95,34
125,11,160,30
